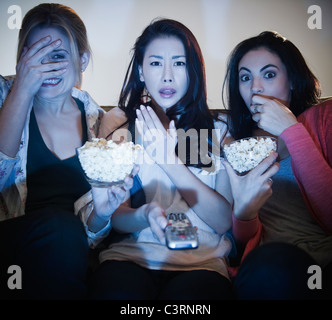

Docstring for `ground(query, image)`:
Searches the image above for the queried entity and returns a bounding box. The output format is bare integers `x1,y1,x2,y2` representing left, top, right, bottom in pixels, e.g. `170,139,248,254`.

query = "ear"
80,52,90,73
138,65,144,82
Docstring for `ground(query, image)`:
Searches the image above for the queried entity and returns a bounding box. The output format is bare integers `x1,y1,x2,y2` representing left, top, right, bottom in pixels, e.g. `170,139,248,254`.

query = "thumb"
222,160,240,187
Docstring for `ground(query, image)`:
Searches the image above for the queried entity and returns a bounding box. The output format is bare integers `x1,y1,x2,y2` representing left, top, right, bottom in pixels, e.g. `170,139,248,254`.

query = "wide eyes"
264,71,276,79
240,74,250,82
239,71,276,82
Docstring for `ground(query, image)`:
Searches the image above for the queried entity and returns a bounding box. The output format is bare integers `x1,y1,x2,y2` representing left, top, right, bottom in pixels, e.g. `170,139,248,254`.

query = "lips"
42,78,62,87
159,87,176,98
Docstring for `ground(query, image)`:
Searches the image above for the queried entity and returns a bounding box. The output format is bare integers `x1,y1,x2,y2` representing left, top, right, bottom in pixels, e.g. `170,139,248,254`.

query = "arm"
112,202,168,243
136,105,232,234
74,167,138,246
223,152,279,245
280,116,332,233
251,96,332,234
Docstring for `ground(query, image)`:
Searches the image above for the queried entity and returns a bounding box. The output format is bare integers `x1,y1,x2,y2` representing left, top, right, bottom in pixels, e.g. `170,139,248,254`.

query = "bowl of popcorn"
222,136,277,175
77,138,142,187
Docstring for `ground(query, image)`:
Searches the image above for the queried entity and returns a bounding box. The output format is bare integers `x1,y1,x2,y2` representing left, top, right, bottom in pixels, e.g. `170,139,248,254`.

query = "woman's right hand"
143,202,168,243
223,152,280,220
13,36,68,97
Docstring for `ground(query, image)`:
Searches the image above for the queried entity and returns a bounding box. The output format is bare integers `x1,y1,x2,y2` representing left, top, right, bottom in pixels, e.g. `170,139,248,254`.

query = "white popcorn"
77,138,141,184
223,137,277,174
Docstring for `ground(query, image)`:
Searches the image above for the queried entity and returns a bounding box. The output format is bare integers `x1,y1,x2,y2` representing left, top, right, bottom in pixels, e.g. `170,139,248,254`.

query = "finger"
267,177,273,186
261,161,280,181
150,215,167,243
23,36,52,59
25,37,61,61
135,117,144,137
108,185,126,204
168,120,177,139
251,94,271,105
34,39,63,63
252,112,261,123
146,106,165,132
130,164,140,177
40,67,68,80
139,105,155,131
251,152,278,176
222,159,238,183
250,103,263,114
20,47,29,59
38,60,69,73
123,176,134,191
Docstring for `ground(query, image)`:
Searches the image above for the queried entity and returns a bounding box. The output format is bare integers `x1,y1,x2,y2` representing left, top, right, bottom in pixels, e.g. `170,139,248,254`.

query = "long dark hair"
222,31,321,139
119,18,218,169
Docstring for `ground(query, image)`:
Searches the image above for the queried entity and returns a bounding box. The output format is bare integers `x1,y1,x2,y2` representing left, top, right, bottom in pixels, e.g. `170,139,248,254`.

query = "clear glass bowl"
76,147,133,188
222,136,277,175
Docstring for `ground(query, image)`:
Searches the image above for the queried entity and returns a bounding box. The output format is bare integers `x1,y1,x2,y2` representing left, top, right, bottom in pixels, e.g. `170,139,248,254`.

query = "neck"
33,93,75,116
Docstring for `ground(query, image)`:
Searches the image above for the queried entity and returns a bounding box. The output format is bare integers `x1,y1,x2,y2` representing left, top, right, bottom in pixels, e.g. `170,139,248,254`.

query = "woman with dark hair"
222,31,332,299
0,3,134,299
90,18,240,299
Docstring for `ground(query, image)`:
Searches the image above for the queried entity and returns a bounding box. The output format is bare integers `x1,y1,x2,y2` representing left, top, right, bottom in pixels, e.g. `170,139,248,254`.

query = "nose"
163,63,174,83
251,77,263,94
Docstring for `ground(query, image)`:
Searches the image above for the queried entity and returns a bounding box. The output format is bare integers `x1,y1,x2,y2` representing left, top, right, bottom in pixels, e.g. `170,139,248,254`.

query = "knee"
234,242,317,299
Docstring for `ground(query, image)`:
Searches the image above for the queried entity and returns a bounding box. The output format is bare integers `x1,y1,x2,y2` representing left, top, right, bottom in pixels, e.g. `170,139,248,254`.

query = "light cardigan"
231,99,332,272
0,75,109,246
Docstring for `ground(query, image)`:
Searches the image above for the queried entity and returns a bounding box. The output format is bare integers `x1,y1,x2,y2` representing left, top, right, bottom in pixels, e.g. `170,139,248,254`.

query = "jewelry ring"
268,178,273,185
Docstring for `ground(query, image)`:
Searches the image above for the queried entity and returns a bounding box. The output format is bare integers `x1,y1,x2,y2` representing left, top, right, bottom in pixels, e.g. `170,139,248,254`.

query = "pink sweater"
231,99,332,272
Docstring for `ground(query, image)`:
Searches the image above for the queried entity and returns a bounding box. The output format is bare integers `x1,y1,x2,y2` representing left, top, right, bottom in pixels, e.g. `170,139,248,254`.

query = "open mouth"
42,78,62,87
159,88,176,98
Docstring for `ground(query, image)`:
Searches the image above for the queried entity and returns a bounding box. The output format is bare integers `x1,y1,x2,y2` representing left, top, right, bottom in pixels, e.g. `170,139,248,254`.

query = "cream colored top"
99,107,232,279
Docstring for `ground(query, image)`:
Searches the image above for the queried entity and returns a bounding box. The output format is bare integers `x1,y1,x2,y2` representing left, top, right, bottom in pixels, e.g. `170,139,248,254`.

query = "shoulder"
298,98,332,126
212,109,233,145
102,107,127,125
99,107,128,139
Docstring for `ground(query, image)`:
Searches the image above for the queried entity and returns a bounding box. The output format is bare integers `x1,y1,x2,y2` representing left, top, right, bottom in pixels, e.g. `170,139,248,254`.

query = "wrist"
8,83,34,109
233,204,258,221
87,209,111,233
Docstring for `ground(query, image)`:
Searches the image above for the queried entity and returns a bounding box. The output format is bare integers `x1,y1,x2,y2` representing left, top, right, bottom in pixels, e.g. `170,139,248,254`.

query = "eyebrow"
239,64,279,73
148,55,186,59
52,48,70,54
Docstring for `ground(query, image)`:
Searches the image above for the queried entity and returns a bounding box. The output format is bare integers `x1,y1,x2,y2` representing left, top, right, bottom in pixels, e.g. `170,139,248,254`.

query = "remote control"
165,213,198,250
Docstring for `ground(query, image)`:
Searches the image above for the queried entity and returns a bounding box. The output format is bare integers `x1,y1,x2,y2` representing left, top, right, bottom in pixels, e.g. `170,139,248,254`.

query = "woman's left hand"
92,165,139,220
223,152,280,220
250,95,298,136
136,105,177,165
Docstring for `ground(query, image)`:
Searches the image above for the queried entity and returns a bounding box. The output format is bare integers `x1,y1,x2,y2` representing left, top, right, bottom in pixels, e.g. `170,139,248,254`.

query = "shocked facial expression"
238,47,292,110
27,26,79,99
139,36,189,111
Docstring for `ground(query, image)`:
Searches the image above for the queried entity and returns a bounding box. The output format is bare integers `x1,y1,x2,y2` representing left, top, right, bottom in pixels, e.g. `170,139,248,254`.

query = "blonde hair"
17,3,91,88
